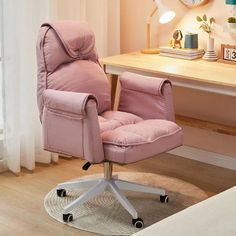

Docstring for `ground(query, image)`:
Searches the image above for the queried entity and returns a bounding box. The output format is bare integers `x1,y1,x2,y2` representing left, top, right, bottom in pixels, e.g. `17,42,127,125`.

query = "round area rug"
44,172,207,235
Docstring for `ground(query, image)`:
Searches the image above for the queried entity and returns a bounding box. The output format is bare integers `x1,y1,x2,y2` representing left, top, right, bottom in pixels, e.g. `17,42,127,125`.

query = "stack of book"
159,46,205,60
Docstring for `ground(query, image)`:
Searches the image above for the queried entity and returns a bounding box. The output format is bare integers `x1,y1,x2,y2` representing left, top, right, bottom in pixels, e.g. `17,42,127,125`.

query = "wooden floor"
1,153,236,236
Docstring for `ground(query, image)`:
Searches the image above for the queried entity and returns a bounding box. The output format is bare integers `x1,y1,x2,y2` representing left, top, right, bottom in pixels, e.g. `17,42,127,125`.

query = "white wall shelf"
223,25,236,33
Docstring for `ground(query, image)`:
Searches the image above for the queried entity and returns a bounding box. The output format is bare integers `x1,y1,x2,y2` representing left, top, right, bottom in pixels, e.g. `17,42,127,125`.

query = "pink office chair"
36,21,183,228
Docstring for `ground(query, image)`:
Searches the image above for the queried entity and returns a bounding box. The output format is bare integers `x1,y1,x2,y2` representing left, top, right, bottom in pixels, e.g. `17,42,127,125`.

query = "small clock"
218,44,236,65
180,0,209,8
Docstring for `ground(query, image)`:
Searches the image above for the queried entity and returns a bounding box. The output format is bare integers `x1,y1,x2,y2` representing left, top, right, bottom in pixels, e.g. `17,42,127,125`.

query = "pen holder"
184,34,198,49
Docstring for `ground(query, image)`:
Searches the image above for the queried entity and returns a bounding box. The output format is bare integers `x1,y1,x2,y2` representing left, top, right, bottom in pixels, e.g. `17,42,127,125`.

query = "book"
160,46,204,56
160,52,204,60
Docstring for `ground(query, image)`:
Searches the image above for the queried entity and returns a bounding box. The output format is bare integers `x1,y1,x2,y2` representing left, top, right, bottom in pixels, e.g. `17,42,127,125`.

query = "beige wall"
108,0,121,56
120,0,236,157
121,0,235,53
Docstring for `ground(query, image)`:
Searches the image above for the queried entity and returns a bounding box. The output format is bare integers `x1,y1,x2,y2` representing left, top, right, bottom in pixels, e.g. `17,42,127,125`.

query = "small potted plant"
227,16,236,29
196,14,215,38
196,14,217,61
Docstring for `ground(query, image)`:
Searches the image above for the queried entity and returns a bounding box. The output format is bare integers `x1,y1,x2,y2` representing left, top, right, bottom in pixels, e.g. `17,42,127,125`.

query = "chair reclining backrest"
36,21,111,121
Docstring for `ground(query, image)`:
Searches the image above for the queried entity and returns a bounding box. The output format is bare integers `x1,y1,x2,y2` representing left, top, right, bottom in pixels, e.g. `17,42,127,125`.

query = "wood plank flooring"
0,153,236,236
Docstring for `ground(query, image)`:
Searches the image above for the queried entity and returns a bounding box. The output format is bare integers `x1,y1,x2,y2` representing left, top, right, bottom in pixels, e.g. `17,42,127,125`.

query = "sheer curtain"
54,0,120,57
1,0,120,173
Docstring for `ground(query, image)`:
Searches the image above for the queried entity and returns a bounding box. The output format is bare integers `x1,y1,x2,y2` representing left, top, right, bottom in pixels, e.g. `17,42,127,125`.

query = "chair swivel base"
56,162,169,228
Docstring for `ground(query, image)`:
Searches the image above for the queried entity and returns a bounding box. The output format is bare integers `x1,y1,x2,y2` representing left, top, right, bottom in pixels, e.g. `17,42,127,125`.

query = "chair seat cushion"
99,111,183,164
99,111,143,133
101,119,180,146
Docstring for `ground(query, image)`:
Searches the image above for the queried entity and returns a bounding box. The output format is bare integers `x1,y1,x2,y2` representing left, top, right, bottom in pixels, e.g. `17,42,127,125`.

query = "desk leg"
110,74,118,110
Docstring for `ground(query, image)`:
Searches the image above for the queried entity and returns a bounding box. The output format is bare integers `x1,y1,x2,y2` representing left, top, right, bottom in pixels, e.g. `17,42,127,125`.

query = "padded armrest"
43,89,97,115
119,72,168,96
118,72,175,121
42,89,104,163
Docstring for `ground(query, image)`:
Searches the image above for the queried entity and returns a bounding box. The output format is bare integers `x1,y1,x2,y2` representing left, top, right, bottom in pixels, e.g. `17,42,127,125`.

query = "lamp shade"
154,0,176,24
226,0,236,4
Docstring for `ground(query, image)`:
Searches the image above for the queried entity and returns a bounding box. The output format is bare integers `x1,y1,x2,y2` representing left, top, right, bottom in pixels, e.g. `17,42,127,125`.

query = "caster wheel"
160,195,169,203
132,218,144,228
63,213,73,222
57,189,66,197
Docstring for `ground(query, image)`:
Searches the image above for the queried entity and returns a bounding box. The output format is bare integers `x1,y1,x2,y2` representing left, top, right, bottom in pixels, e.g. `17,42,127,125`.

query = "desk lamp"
141,0,176,54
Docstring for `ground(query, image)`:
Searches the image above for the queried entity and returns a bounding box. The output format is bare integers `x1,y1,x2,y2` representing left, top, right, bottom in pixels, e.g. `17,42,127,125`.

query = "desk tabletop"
100,52,236,89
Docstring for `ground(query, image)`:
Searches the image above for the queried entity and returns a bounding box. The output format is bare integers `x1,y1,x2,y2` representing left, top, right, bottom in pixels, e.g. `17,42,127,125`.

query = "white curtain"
54,0,120,57
1,0,120,173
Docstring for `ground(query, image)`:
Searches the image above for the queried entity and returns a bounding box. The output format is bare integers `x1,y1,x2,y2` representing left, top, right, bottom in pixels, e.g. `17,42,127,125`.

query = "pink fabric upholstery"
98,112,182,164
44,89,96,115
101,119,181,146
42,89,104,163
36,21,111,120
36,21,183,166
99,111,143,133
42,22,98,62
118,72,175,121
47,60,111,114
103,129,182,164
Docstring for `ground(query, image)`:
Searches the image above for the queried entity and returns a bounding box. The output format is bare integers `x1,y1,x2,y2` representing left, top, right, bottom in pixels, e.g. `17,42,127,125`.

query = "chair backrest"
36,21,111,120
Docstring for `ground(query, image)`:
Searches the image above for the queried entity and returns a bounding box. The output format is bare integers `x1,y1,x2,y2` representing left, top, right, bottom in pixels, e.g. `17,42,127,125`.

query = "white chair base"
56,162,168,227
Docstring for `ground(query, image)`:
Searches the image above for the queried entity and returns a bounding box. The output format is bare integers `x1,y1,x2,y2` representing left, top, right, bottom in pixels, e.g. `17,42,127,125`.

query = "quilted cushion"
101,119,181,146
99,111,143,133
98,111,183,164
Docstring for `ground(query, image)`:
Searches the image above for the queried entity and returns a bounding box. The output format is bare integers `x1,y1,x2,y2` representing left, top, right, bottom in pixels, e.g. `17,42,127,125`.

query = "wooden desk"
100,52,236,136
100,52,236,97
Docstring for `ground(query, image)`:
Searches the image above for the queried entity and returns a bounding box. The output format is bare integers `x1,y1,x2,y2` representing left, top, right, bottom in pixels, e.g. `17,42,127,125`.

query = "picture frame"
218,44,236,65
